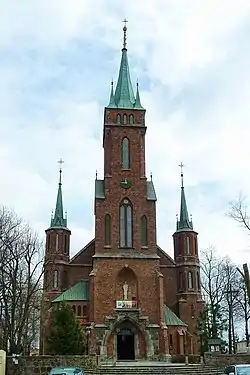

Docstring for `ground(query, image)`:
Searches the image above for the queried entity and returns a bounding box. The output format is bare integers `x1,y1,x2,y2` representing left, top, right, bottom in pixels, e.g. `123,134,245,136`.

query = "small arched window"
197,271,200,290
55,233,59,252
120,199,133,248
82,306,87,316
53,270,59,289
105,214,111,246
62,270,68,289
194,237,198,255
121,137,130,169
179,272,183,290
117,114,121,124
77,305,81,316
123,114,127,124
72,305,76,313
141,215,148,247
64,234,67,253
186,236,190,255
188,271,193,289
47,235,50,251
129,114,134,124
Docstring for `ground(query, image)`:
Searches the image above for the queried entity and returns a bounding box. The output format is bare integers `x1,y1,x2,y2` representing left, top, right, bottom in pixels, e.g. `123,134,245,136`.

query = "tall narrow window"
121,137,130,169
55,233,59,252
120,199,133,248
197,271,200,290
117,114,121,124
186,236,190,255
47,235,50,251
64,234,67,253
53,270,59,289
62,270,68,289
141,215,148,247
179,272,183,290
129,114,134,124
72,305,76,313
77,305,81,316
105,214,111,246
123,114,127,124
188,271,193,289
194,237,198,255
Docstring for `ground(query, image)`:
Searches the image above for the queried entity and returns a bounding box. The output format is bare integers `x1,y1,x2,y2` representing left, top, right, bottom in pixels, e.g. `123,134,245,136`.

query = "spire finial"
57,158,64,184
178,162,184,188
122,18,128,49
150,172,153,181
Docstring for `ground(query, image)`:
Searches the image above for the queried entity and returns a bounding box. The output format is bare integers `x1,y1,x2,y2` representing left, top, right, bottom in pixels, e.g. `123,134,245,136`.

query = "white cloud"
0,0,250,265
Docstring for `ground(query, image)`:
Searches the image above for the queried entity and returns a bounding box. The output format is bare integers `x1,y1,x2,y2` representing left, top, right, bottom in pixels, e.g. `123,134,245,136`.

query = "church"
40,24,204,361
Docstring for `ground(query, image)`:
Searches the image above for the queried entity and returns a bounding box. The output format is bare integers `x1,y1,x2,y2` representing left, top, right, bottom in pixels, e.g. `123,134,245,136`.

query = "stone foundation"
6,355,97,375
204,352,250,366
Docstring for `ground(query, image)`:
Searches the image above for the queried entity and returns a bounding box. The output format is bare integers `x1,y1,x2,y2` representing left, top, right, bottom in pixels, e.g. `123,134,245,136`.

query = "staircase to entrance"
94,362,224,375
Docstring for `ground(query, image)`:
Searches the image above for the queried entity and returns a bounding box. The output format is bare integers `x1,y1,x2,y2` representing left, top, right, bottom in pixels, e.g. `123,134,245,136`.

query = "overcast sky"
0,0,250,264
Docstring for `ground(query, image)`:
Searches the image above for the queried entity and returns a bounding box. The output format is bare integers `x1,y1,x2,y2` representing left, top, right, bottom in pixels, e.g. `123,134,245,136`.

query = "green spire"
176,165,193,231
107,21,144,110
134,81,143,109
50,159,67,228
107,80,116,108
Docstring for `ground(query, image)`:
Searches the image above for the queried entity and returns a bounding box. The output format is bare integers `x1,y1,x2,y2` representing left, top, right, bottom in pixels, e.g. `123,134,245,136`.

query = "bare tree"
200,246,227,339
228,194,250,231
0,206,44,354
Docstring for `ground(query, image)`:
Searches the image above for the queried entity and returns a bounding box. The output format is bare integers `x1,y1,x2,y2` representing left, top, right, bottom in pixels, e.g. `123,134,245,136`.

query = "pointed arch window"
141,215,148,247
186,236,190,255
194,237,198,255
188,271,193,289
55,233,59,252
123,114,127,124
77,305,81,316
105,214,111,246
62,270,68,289
120,199,133,248
129,114,134,124
197,271,200,290
47,235,50,251
72,305,76,314
53,270,59,289
179,271,183,290
121,137,130,169
117,114,121,124
64,234,67,253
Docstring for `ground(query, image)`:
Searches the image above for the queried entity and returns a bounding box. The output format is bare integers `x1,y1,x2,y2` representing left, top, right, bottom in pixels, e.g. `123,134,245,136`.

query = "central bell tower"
89,23,169,359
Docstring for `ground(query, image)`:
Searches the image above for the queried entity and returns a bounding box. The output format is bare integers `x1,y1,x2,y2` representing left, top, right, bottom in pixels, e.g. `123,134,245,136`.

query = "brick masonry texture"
41,104,204,357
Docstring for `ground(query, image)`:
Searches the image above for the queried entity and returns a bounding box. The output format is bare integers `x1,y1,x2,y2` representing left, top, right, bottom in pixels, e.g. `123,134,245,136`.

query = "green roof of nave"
164,305,187,326
106,25,144,110
52,280,89,303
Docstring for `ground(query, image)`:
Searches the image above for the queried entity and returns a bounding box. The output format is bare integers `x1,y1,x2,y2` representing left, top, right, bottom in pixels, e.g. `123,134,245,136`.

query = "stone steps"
88,364,224,375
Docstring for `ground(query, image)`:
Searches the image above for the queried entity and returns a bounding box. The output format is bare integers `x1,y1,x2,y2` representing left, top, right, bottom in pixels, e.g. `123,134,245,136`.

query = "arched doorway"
117,328,135,360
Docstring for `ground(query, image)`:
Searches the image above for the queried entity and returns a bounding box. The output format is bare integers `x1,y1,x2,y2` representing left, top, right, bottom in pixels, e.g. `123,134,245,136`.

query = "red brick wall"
92,259,160,323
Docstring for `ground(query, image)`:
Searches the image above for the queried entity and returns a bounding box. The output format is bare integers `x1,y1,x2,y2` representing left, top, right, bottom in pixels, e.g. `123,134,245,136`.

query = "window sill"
118,247,134,250
141,246,148,249
104,245,111,249
121,168,131,171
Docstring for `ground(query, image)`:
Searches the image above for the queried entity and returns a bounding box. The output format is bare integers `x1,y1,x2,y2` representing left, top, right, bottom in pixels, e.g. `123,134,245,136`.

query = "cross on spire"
122,18,128,49
58,158,64,184
178,162,185,187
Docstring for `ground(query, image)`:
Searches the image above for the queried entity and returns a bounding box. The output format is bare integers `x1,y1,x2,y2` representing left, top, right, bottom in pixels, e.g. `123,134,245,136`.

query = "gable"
70,239,95,265
157,246,175,266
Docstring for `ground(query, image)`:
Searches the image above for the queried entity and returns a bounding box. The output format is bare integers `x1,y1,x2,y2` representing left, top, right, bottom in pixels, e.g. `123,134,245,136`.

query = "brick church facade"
40,25,204,361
